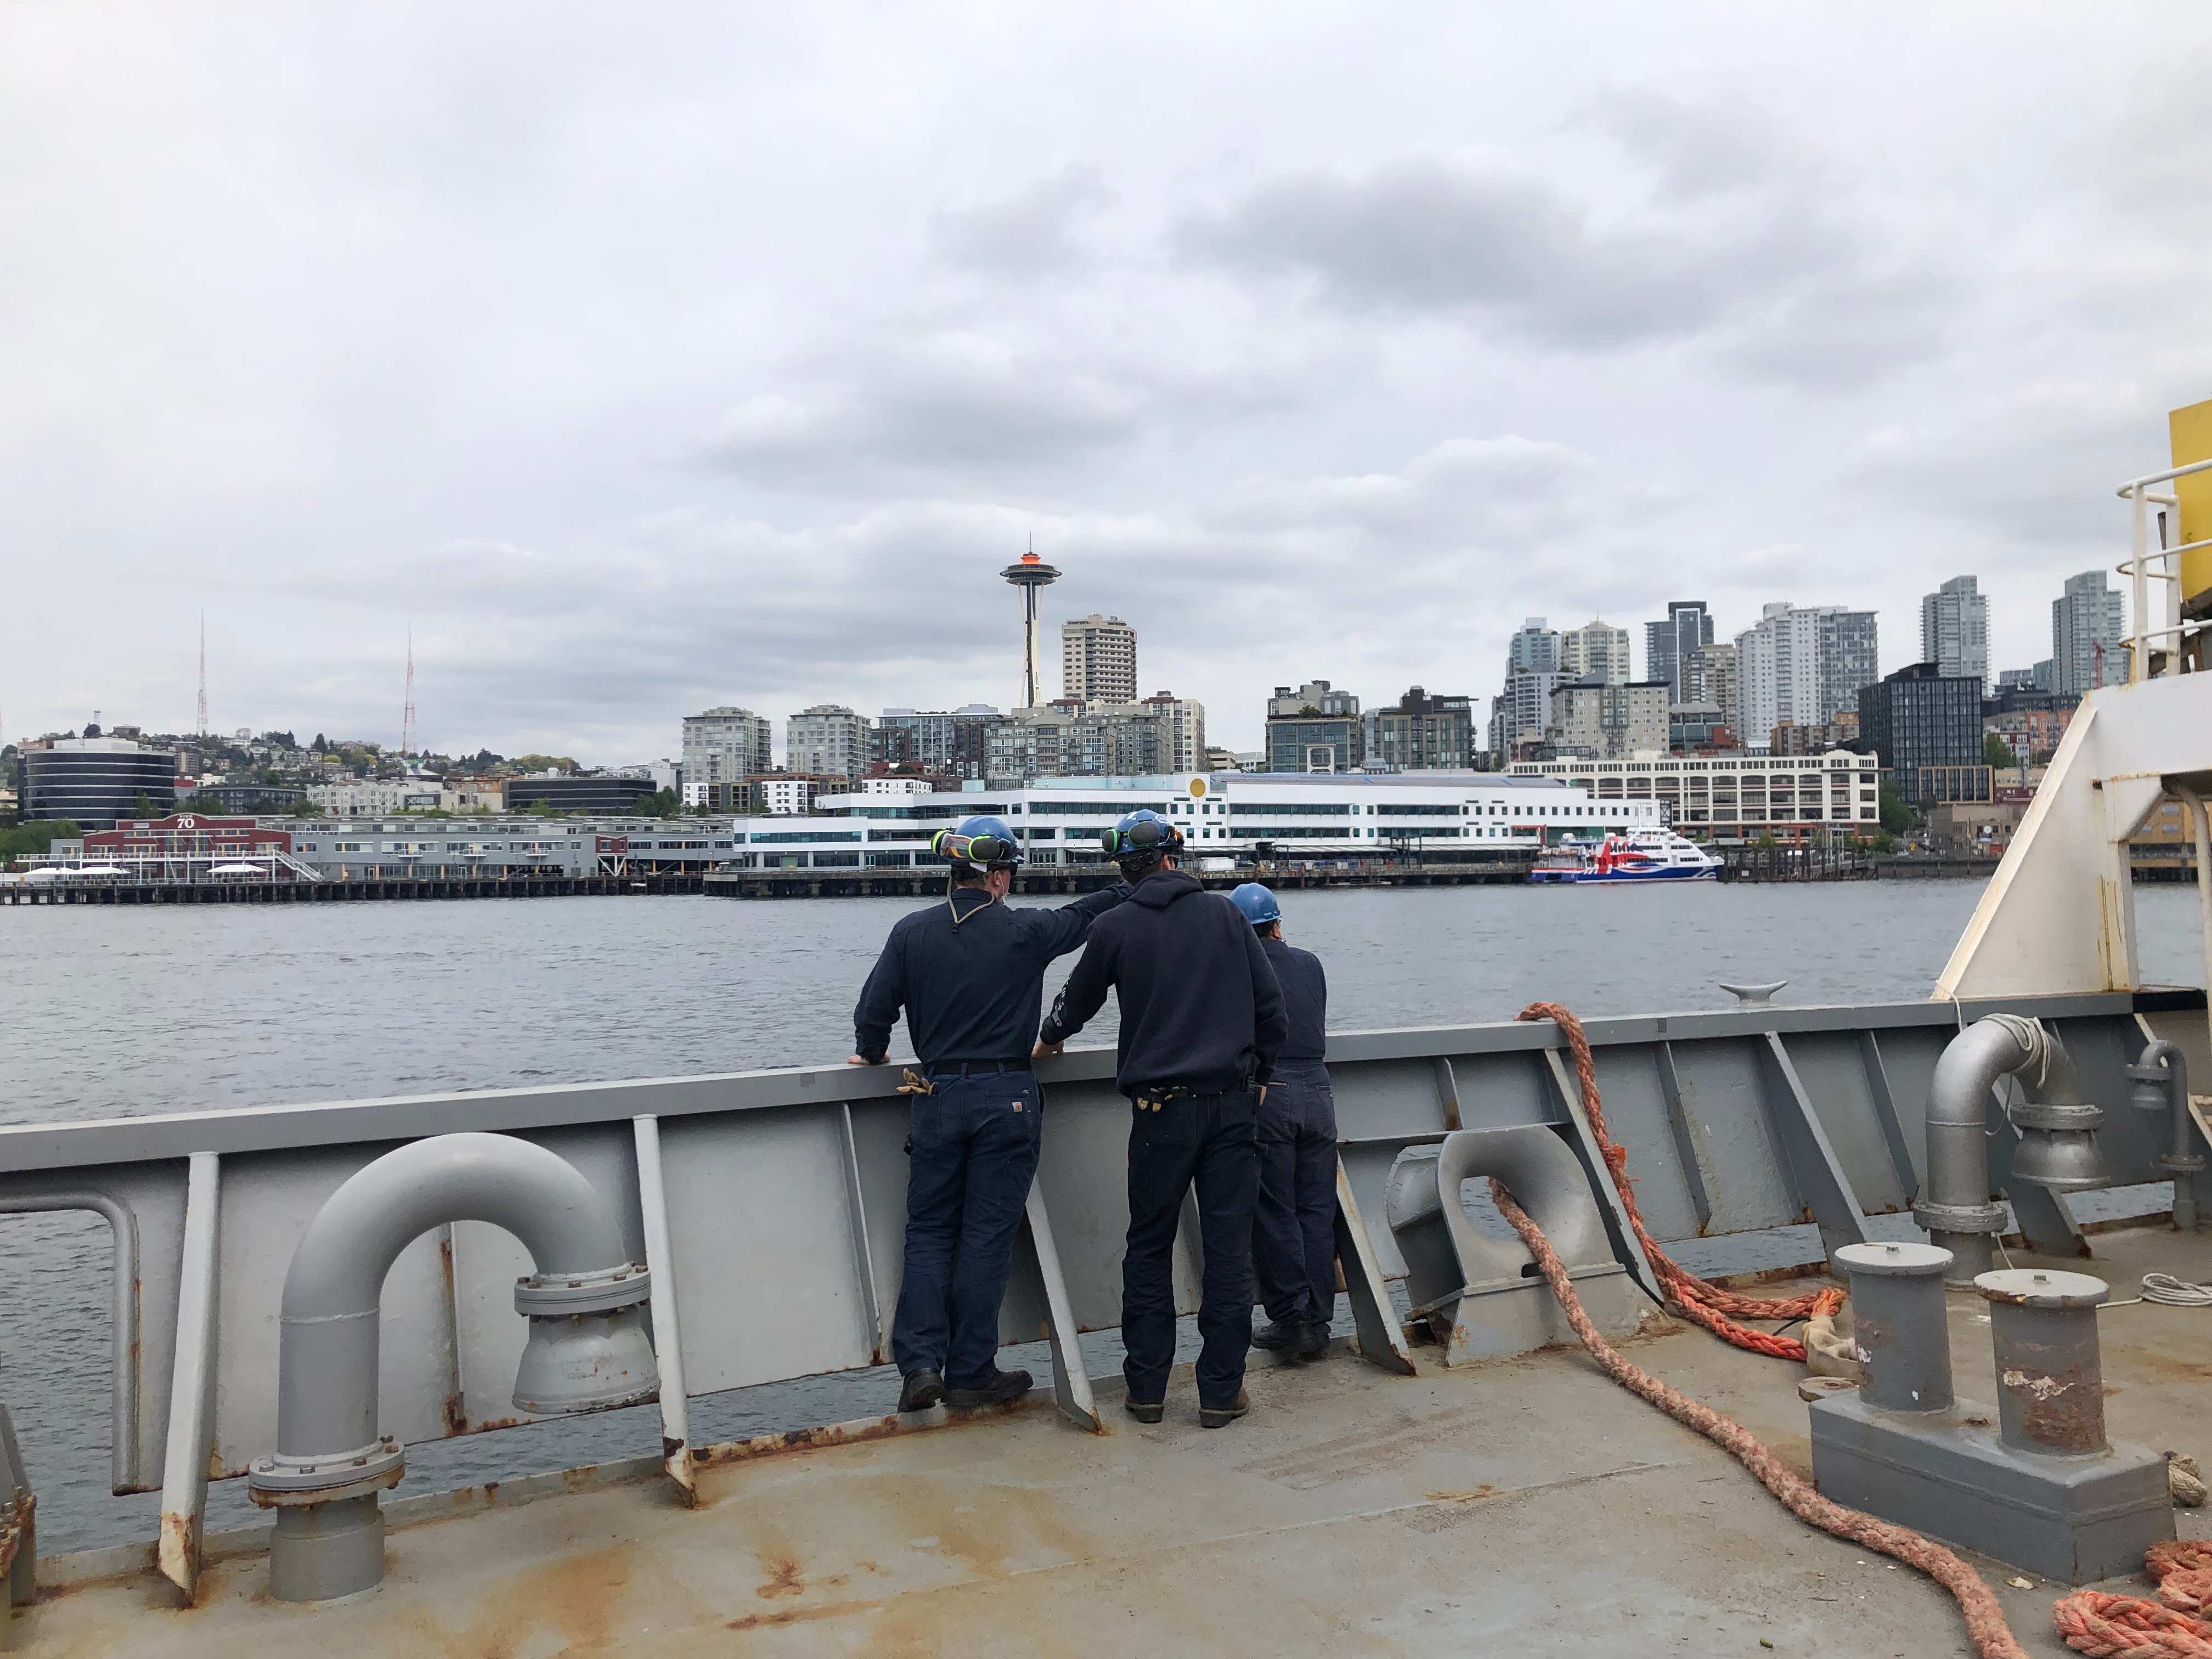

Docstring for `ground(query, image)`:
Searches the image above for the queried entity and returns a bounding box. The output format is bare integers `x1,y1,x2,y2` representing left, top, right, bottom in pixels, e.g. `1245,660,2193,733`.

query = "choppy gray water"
4,883,2205,1551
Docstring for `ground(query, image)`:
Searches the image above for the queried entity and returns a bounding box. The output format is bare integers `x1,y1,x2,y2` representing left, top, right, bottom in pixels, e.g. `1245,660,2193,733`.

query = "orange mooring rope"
1516,1001,1844,1361
1489,1174,2028,1659
2053,1542,2212,1656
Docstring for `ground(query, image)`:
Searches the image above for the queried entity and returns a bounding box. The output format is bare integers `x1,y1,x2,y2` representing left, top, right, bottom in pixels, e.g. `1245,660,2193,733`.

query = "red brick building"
83,814,294,879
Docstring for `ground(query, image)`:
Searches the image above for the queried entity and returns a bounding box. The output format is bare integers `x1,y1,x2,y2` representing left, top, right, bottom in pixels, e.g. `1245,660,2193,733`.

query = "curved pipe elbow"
280,1132,628,1323
274,1132,636,1458
1925,1015,2038,1210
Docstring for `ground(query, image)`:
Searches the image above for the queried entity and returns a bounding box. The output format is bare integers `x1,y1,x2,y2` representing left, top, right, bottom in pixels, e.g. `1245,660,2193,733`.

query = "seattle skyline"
3,8,2208,761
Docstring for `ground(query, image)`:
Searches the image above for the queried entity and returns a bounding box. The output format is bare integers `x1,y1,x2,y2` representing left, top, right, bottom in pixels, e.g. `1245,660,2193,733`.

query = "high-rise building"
1545,681,1670,760
2051,570,2129,697
1061,614,1137,706
874,705,1005,781
1139,692,1206,773
1559,618,1633,685
1734,602,1880,752
785,704,869,780
1362,686,1475,772
1920,575,1990,693
1645,601,1715,699
1858,664,1985,805
1505,618,1562,673
680,706,774,807
1489,672,1574,760
1683,641,1740,737
1266,681,1363,773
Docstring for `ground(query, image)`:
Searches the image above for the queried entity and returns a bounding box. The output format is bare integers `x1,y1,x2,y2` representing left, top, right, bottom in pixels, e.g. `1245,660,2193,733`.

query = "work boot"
1250,1318,1305,1351
1295,1318,1332,1360
898,1369,946,1413
1124,1397,1165,1424
946,1367,1032,1408
1198,1387,1251,1429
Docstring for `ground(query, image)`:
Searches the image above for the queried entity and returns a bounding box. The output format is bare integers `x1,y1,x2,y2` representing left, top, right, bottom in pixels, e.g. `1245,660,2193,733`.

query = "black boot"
946,1367,1032,1408
1251,1318,1305,1351
898,1369,945,1413
1296,1318,1332,1359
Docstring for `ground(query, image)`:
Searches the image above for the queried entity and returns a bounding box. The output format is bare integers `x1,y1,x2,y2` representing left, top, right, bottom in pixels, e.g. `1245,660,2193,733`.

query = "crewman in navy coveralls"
1035,810,1286,1429
1231,882,1340,1361
850,815,1129,1415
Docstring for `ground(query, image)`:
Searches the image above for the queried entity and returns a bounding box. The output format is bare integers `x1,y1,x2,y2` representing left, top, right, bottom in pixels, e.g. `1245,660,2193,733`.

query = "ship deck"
27,1222,2212,1658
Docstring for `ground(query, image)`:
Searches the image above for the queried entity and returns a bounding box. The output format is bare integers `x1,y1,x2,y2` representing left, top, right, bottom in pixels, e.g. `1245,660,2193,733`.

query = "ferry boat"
1528,826,1723,883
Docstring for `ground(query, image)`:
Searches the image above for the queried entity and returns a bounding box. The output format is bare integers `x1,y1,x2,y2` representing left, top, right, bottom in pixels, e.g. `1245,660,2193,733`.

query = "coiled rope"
2055,1542,2212,1656
1516,1002,1843,1361
1489,1175,2027,1659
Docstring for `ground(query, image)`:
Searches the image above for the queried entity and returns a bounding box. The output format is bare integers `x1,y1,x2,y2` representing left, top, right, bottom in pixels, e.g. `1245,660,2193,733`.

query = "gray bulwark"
0,989,2199,1583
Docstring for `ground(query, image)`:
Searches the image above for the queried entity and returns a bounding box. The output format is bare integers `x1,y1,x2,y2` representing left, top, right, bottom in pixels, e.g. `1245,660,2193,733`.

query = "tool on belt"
1133,1086,1192,1114
898,1068,936,1096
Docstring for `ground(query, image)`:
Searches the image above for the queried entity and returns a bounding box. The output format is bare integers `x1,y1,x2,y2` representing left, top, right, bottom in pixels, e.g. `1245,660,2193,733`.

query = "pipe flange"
2127,1062,2176,1087
2163,1152,2208,1174
1912,1198,2007,1235
2007,1101,2103,1132
246,1435,404,1506
514,1262,651,1317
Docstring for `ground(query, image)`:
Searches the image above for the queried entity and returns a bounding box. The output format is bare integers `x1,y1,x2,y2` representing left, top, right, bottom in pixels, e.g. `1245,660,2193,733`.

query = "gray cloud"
931,166,1116,275
5,8,2212,759
1174,122,1950,385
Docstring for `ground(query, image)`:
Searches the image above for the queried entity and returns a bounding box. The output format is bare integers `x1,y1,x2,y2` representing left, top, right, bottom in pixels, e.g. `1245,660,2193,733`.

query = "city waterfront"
4,882,2207,1558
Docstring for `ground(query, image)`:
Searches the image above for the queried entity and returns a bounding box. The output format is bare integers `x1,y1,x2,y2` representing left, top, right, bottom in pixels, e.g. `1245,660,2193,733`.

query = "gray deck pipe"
250,1132,653,1601
1915,1014,2099,1284
1915,1015,2039,1283
2130,1040,2201,1231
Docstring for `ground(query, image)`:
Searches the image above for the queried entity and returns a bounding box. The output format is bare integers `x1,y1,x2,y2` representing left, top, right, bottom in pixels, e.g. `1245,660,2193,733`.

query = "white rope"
2141,1272,2212,1308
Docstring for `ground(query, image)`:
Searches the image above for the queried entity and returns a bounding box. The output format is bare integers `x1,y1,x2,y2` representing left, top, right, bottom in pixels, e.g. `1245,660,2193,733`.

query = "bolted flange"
513,1262,651,1318
247,1435,404,1508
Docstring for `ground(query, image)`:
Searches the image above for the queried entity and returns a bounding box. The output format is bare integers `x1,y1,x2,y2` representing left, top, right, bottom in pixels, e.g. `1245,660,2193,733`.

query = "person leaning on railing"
849,816,1130,1416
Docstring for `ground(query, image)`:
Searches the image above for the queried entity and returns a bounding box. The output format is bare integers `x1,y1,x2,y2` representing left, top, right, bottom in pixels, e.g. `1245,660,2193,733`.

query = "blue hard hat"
1099,808,1183,860
1229,882,1280,927
931,814,1024,866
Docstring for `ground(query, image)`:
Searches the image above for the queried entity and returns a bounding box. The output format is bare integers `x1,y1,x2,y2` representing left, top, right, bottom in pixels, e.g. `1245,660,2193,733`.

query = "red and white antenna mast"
196,612,210,740
400,627,417,756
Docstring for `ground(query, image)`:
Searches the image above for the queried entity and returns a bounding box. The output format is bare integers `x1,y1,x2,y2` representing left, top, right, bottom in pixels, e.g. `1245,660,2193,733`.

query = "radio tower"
400,627,417,757
196,612,209,741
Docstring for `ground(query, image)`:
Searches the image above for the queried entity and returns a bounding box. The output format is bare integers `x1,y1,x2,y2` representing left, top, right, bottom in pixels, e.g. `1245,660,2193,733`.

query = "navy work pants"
1122,1085,1260,1409
891,1071,1042,1390
1253,1061,1340,1327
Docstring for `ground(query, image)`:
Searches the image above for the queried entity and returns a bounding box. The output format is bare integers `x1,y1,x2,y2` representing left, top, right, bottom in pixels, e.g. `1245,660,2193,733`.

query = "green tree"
0,818,82,863
132,791,162,819
1878,785,1912,835
634,787,682,818
1984,733,2018,769
1871,828,1899,854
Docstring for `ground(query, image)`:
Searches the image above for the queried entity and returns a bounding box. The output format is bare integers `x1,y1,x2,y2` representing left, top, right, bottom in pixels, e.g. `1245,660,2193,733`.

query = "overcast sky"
5,4,2209,761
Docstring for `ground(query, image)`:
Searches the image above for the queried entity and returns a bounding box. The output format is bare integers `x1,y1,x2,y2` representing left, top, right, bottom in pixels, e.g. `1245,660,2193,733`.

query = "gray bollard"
1834,1242,1954,1413
1974,1269,2109,1457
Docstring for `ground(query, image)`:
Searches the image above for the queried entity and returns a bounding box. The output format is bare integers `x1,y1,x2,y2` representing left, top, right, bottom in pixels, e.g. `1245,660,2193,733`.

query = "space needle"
1000,546,1061,710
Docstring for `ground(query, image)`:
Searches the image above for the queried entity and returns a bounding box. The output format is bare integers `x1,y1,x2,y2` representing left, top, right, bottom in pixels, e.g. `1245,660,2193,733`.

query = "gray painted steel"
1833,1242,1954,1414
0,987,2202,1582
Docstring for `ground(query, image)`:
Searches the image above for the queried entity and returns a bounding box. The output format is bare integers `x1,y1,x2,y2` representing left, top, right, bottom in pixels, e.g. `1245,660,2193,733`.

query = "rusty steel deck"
19,1223,2210,1658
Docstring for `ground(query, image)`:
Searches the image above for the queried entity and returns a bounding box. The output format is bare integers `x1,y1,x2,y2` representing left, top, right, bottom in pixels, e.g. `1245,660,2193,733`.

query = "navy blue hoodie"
853,883,1129,1069
1040,867,1286,1097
